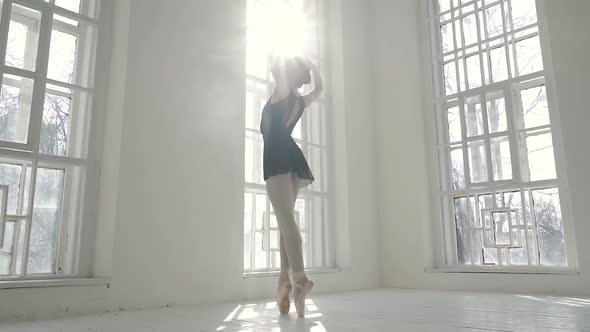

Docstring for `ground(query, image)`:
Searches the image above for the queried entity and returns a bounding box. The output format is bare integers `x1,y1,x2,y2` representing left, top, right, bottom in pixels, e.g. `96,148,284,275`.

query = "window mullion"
12,0,50,12
304,196,312,267
451,9,460,94
265,197,271,271
0,1,13,76
459,97,471,189
248,192,255,270
473,0,486,88
505,85,522,184
26,6,52,153
9,220,21,275
480,92,494,183
499,0,513,80
20,159,38,275
512,85,530,182
20,4,49,276
55,164,77,275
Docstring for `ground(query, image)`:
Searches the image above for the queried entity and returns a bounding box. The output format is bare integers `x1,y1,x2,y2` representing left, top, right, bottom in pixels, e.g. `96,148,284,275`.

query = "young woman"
259,56,323,317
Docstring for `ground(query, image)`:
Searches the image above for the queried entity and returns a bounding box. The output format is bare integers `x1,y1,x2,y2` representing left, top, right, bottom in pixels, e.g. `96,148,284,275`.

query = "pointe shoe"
277,283,292,315
293,280,314,317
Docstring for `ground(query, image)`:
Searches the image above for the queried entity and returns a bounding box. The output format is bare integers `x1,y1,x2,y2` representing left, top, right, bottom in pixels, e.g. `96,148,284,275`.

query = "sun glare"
248,1,309,57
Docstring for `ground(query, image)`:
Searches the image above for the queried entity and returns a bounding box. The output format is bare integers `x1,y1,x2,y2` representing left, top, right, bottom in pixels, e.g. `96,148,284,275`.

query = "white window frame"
422,0,578,273
0,0,105,282
243,0,335,276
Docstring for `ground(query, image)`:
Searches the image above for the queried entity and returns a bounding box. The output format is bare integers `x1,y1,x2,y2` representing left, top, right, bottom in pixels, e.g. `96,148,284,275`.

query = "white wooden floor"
2,288,590,331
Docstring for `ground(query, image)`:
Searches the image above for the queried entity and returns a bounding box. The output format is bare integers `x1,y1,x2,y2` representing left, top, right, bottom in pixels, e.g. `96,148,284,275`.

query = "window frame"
0,0,105,281
422,0,578,272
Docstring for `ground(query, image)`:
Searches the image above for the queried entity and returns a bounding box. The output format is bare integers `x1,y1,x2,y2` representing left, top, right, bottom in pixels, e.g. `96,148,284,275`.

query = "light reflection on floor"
516,295,590,307
218,299,326,331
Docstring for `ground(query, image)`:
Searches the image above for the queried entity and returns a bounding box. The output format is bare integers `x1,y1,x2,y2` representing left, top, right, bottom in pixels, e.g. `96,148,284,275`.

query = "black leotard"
260,91,314,187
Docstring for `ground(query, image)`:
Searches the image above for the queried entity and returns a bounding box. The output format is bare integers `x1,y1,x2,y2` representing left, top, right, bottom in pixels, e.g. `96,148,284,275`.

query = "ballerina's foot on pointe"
277,279,292,315
292,272,314,317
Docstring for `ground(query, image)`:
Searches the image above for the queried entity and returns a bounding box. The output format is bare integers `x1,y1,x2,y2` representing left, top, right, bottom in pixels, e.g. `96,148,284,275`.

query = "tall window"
244,0,332,273
0,0,99,278
426,0,572,268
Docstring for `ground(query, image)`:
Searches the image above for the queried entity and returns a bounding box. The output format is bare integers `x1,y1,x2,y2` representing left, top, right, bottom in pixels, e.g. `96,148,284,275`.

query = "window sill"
0,278,111,290
425,266,579,275
243,267,340,278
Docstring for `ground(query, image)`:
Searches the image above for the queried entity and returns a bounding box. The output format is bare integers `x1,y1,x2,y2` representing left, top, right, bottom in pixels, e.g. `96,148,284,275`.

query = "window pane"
0,163,24,214
254,194,267,269
485,4,504,38
439,0,451,13
5,5,41,71
55,0,99,18
41,85,92,158
309,145,322,192
294,198,308,265
27,168,65,274
0,74,34,144
0,254,10,275
54,13,78,26
521,85,550,129
464,95,483,137
490,136,512,181
55,0,80,13
490,46,509,82
2,221,15,251
255,194,266,230
447,106,462,143
306,103,322,144
48,26,76,84
243,193,253,270
0,222,16,275
246,39,270,79
454,197,471,264
444,61,457,95
269,229,279,250
463,14,478,46
468,139,488,183
493,211,510,246
440,22,454,53
450,148,465,190
457,58,466,92
245,80,266,131
516,36,543,76
294,199,305,231
41,89,70,156
486,92,507,133
48,18,97,88
510,0,537,30
466,55,482,89
244,131,264,184
532,188,566,266
526,133,556,181
454,19,463,50
481,50,490,85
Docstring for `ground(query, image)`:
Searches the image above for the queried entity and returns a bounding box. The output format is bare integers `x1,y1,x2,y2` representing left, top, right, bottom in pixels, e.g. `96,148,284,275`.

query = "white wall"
375,0,590,296
0,0,380,321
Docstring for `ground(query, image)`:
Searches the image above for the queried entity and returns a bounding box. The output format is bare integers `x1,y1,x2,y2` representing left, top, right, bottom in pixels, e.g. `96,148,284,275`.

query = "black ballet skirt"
260,91,314,187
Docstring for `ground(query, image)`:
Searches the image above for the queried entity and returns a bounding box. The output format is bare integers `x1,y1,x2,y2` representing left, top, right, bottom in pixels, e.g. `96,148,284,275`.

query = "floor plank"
2,288,590,331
